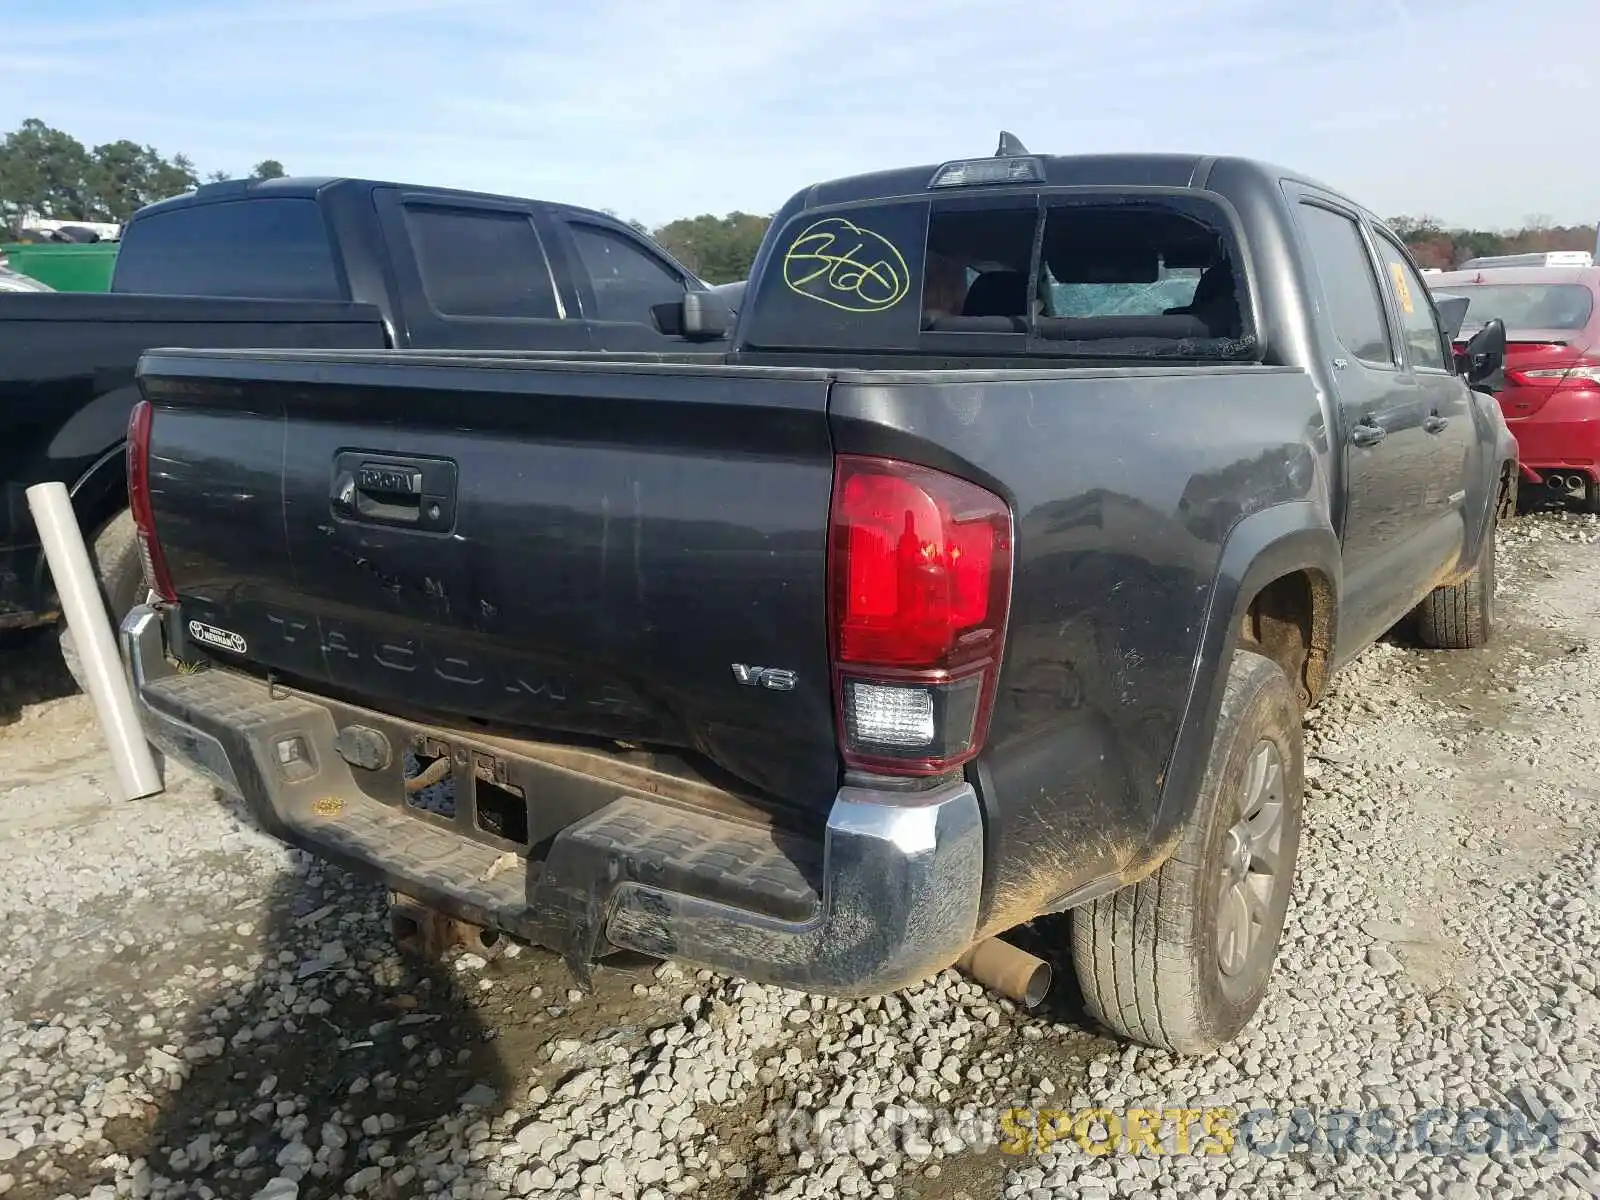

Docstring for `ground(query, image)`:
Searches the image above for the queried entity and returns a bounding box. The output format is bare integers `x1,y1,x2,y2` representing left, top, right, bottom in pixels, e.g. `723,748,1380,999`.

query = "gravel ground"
1,511,1598,1200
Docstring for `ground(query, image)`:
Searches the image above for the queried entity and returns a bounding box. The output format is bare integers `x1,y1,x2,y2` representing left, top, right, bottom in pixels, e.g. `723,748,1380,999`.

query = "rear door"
1290,193,1437,635
373,189,593,351
1370,228,1479,534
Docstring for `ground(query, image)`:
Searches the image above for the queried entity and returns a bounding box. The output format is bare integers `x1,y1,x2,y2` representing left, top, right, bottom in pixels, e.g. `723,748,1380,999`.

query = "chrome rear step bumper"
121,605,984,995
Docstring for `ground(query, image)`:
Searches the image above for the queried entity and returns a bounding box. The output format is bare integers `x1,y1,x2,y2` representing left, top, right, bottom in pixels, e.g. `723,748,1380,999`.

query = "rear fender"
1147,502,1339,850
986,502,1341,924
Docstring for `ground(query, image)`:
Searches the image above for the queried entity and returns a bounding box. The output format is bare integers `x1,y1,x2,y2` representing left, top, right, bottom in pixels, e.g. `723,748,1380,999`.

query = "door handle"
1424,414,1449,434
331,452,457,532
1351,420,1387,448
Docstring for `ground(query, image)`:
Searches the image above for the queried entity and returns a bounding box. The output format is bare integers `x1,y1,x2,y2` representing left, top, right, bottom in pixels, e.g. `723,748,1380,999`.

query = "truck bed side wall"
830,366,1332,935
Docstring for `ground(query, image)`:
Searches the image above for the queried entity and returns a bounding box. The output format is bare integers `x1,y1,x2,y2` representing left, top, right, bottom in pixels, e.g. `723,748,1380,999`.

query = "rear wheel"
59,508,146,692
1070,649,1303,1052
1413,510,1495,650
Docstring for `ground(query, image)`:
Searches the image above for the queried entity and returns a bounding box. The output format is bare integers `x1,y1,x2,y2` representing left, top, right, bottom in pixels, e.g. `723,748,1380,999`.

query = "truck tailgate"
138,350,840,810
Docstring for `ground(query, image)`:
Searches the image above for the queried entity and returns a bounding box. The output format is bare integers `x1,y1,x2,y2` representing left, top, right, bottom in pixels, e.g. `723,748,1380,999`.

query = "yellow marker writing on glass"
782,217,910,313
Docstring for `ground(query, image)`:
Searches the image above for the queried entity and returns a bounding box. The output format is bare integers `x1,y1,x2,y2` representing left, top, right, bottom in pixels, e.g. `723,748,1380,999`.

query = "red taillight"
828,455,1012,777
126,399,176,603
1506,359,1600,390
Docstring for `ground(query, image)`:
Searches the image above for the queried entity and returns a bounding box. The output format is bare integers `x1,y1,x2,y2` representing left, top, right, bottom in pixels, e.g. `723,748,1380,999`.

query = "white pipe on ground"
25,482,163,800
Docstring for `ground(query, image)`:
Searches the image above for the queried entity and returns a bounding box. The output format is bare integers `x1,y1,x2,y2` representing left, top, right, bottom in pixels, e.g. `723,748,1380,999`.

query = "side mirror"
1460,317,1507,387
682,290,734,339
650,289,734,342
1433,294,1470,342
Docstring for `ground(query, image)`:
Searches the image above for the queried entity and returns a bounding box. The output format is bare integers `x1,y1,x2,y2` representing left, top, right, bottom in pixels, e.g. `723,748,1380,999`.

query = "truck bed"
127,339,1330,993
137,346,1323,850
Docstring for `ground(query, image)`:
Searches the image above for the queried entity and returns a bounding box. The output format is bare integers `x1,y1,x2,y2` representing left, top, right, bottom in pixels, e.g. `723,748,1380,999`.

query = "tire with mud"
59,509,146,693
1413,511,1495,650
1070,649,1304,1053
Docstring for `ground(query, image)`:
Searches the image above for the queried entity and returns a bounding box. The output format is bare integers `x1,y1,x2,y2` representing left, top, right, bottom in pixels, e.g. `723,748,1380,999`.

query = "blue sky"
3,0,1596,229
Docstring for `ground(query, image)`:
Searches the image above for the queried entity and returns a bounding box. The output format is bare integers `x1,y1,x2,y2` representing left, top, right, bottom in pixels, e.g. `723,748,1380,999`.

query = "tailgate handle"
353,464,423,523
331,453,457,532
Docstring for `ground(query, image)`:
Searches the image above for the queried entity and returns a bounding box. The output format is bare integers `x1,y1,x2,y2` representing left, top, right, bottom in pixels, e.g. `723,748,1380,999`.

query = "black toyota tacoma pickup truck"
0,175,711,636
120,141,1517,1051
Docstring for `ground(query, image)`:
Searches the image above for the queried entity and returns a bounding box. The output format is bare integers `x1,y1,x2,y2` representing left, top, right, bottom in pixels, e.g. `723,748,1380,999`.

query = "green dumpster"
0,242,118,292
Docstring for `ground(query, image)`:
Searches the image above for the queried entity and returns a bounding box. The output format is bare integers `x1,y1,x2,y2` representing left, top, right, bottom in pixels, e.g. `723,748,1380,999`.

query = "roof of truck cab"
129,176,342,217
127,176,623,226
797,152,1351,212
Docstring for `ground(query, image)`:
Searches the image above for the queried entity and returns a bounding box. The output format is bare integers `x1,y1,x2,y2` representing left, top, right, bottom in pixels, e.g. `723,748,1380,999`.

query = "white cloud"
1,0,1596,227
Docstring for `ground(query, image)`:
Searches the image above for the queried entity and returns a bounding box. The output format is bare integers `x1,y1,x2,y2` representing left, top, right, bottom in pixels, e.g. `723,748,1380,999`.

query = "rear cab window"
113,198,345,299
739,181,1255,361
1034,198,1246,347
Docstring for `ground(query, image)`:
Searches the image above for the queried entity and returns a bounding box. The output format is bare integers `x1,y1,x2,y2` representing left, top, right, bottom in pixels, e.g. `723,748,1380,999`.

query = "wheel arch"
1462,452,1516,577
69,438,131,527
26,438,131,608
1149,502,1340,848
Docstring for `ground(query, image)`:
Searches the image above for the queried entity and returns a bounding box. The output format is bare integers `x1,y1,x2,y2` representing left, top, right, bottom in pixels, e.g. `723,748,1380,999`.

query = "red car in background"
1430,267,1600,511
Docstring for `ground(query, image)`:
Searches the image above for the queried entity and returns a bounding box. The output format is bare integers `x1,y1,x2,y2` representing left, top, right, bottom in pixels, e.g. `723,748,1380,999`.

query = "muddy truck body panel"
131,348,1328,963
826,366,1327,932
121,148,1517,1014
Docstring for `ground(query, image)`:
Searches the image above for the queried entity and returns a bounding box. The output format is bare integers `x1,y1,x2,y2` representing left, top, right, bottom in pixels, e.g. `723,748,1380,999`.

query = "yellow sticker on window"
1389,261,1414,314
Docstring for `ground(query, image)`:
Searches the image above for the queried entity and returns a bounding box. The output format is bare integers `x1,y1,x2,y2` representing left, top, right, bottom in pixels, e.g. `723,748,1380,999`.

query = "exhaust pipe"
955,937,1051,1008
389,892,503,961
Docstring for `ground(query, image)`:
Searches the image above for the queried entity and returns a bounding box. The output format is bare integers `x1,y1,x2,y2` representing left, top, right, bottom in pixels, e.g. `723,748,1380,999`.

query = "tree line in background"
642,212,771,285
1390,214,1598,270
3,120,1594,279
0,119,284,229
